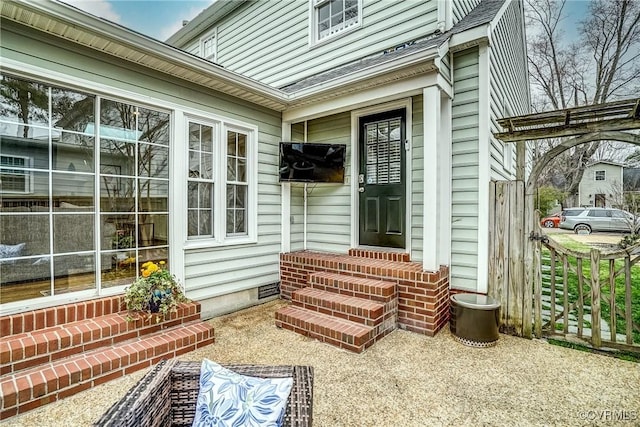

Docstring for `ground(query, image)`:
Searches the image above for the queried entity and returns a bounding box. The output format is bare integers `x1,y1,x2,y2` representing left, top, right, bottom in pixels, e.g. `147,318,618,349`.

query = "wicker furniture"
95,359,313,427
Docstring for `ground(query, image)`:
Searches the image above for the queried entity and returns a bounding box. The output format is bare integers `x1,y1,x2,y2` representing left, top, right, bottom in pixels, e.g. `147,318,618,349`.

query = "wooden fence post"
590,248,601,348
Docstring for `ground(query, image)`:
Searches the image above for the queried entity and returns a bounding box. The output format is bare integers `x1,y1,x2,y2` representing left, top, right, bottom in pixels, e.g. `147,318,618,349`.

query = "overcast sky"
62,0,214,41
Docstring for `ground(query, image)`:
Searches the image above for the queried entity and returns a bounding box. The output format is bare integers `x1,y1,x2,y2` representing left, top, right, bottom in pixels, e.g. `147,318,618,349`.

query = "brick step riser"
275,312,373,354
1,310,202,375
308,280,395,303
291,290,397,328
1,296,126,337
347,249,411,263
0,321,215,420
275,303,397,353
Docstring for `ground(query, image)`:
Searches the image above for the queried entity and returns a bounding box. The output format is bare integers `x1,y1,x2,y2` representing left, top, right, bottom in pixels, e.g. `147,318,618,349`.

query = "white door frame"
350,98,413,254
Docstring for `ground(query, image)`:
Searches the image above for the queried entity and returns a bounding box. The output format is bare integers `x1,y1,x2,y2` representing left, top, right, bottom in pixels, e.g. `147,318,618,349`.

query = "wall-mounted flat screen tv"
279,142,346,183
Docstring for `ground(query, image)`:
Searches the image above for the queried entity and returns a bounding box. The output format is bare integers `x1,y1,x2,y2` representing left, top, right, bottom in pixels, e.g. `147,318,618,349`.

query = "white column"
438,94,452,267
423,86,441,271
281,122,292,253
477,43,491,293
170,110,186,287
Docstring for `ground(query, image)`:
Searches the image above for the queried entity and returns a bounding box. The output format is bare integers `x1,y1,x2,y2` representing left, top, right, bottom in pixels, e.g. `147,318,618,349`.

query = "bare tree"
526,0,640,205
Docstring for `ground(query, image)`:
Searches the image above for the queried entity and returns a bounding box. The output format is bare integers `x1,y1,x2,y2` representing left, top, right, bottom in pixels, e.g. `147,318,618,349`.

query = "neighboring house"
578,161,624,208
0,0,530,318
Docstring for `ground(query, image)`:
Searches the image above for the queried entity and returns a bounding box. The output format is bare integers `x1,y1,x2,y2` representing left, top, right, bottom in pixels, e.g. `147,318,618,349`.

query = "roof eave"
4,0,288,110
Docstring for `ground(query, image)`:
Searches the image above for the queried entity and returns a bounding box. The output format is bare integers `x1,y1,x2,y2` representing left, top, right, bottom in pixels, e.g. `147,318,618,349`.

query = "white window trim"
199,28,218,62
309,0,363,47
183,115,258,250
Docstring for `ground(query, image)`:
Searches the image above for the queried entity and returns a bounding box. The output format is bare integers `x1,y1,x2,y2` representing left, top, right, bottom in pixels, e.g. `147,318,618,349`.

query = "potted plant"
124,260,188,322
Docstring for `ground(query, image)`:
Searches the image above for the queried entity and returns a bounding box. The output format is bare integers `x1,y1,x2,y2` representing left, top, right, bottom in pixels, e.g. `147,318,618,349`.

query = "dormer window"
200,29,217,62
312,0,361,44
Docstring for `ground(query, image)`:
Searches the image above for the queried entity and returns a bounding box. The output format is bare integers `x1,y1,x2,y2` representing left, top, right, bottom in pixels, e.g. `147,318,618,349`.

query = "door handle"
358,187,365,193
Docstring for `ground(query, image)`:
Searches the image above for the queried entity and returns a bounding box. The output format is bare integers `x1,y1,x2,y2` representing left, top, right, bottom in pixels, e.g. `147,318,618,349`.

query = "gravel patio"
4,299,639,427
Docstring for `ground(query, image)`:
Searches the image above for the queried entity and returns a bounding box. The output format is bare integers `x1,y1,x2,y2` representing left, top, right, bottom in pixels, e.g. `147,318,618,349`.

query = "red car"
540,213,561,228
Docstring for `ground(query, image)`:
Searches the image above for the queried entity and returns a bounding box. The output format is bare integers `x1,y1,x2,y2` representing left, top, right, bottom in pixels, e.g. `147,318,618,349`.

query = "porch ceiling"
494,98,640,142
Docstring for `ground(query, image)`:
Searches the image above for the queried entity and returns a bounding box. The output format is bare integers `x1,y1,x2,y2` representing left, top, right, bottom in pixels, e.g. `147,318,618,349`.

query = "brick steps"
0,320,213,419
0,298,215,420
292,287,385,327
309,272,396,303
1,303,200,375
280,249,450,345
277,250,406,353
275,305,374,353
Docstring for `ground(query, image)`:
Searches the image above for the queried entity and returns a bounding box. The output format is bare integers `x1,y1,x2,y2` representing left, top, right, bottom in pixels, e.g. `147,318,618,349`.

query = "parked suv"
559,207,640,234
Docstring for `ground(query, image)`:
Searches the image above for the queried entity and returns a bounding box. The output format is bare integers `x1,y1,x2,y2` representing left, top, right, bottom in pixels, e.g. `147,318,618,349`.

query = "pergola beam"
495,118,640,142
494,97,640,142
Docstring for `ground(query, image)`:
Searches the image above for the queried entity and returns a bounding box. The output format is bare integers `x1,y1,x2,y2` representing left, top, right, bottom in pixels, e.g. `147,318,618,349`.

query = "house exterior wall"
488,0,530,181
579,163,624,208
1,22,283,316
304,113,353,253
176,0,440,88
450,47,480,291
411,94,425,262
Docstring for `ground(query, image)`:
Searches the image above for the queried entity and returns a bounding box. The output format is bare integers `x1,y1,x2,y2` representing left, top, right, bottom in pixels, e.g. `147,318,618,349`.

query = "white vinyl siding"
451,48,480,291
488,0,530,181
289,122,306,252
289,112,351,253
452,0,481,25
183,0,439,88
1,21,283,309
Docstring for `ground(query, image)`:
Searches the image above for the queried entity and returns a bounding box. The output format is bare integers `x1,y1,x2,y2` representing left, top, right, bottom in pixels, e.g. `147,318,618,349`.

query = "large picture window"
0,73,170,305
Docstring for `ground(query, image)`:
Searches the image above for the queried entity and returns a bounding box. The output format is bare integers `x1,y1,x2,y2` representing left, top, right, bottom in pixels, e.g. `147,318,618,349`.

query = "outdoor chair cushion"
192,358,293,426
95,359,314,427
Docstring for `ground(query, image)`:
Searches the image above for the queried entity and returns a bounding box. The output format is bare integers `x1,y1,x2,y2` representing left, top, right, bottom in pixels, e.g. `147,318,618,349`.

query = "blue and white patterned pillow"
0,243,25,264
192,359,293,427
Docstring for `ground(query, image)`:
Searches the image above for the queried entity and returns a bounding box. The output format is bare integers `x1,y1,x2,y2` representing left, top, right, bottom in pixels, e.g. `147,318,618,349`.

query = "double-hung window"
186,118,255,245
200,30,217,62
0,155,32,193
312,0,361,43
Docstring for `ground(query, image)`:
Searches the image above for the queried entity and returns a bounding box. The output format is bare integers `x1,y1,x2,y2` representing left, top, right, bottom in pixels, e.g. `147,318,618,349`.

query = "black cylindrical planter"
450,293,500,347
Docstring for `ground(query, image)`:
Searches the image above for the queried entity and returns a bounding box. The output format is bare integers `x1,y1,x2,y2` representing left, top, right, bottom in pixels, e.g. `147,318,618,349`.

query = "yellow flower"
146,263,159,273
142,269,151,278
159,261,166,266
142,261,152,268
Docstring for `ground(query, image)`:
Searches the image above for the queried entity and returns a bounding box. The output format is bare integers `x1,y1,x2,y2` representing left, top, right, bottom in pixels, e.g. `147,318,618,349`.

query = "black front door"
358,109,406,248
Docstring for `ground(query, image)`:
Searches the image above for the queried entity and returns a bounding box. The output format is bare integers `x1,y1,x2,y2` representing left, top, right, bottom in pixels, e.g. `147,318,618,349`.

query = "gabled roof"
1,0,511,113
450,0,506,36
586,160,624,168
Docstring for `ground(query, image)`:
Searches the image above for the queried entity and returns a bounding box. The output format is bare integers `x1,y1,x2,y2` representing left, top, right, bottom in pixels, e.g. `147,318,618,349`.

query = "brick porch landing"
0,296,214,420
276,249,449,353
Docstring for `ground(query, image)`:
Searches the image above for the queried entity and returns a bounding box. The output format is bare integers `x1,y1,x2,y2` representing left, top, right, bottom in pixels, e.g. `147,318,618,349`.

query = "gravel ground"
4,300,639,427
